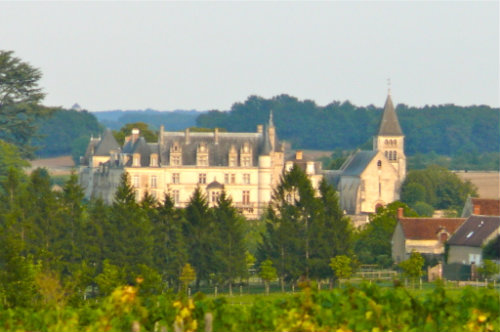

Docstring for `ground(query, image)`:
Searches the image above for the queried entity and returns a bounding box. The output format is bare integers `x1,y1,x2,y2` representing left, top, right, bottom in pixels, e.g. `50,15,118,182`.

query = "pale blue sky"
0,1,498,111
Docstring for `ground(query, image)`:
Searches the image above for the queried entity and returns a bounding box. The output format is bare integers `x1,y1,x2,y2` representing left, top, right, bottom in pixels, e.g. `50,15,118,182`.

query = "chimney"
296,150,303,160
214,128,219,145
185,128,190,144
397,207,404,219
473,204,481,215
159,125,164,145
257,125,263,133
131,128,140,143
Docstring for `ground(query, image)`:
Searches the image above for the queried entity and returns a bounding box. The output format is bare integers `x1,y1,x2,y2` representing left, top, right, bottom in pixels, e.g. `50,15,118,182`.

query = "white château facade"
79,115,284,219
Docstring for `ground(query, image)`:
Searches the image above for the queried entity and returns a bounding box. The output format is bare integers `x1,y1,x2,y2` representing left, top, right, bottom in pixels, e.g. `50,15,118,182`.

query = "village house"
391,208,465,264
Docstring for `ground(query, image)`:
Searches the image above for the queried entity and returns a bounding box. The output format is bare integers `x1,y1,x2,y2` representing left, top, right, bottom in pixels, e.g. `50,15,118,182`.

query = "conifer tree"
152,194,188,290
213,191,246,295
183,187,215,289
109,173,153,277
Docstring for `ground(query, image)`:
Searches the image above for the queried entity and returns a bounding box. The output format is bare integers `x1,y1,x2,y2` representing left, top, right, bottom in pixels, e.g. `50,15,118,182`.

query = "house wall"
448,246,483,265
392,223,406,263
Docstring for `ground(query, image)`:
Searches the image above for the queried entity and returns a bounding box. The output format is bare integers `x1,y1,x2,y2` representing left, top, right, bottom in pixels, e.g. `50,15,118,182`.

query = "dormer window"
228,145,238,167
133,153,140,167
240,143,252,167
197,142,209,166
150,153,158,167
170,142,182,166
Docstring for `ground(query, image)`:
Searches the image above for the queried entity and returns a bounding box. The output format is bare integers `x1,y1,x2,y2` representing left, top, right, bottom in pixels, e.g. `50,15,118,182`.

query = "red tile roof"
399,217,466,240
471,198,500,216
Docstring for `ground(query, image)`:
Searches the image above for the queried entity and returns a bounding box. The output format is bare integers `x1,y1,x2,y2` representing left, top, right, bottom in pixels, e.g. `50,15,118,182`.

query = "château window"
242,190,250,205
224,173,229,184
199,173,207,184
172,173,180,184
133,175,140,188
172,190,180,204
242,156,251,167
211,191,220,203
229,156,237,167
231,174,236,184
172,156,181,166
243,174,250,184
151,175,157,188
377,160,382,168
150,154,158,167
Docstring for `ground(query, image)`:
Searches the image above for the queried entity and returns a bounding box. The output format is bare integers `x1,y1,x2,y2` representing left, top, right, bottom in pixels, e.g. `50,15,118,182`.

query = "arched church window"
377,160,382,168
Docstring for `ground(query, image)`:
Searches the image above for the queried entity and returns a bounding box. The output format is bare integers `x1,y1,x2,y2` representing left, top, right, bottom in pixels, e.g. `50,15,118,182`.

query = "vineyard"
1,282,498,332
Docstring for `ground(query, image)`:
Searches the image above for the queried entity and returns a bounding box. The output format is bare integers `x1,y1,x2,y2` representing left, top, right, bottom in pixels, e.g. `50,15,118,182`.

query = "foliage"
482,236,500,260
329,255,353,281
179,263,196,290
0,50,50,158
354,202,417,266
113,121,158,145
477,260,499,280
401,165,478,212
399,251,424,282
0,282,499,331
0,141,30,184
413,201,435,217
259,259,277,295
258,166,353,287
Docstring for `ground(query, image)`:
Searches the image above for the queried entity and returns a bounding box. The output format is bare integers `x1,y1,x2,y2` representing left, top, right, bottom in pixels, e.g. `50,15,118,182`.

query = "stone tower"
373,92,406,183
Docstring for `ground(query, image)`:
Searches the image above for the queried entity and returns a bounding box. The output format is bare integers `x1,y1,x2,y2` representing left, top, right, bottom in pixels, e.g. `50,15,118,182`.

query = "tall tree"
108,173,153,276
183,187,215,288
213,191,247,295
151,194,188,290
0,50,50,158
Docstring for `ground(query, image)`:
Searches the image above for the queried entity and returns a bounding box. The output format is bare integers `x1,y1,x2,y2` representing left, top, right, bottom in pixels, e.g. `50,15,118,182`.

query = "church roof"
377,94,403,136
341,151,378,176
94,129,120,156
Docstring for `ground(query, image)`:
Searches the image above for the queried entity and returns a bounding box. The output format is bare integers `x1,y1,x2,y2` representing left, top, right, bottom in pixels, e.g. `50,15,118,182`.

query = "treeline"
32,108,101,162
92,109,202,131
196,94,499,157
0,165,356,307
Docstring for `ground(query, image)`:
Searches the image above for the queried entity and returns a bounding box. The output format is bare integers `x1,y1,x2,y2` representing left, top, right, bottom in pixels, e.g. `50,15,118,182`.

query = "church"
323,92,406,226
80,92,405,223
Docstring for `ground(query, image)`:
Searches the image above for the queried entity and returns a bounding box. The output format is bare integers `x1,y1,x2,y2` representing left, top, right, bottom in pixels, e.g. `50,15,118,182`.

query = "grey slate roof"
447,215,500,247
377,94,403,136
322,170,342,188
94,129,120,156
340,151,378,176
158,131,279,167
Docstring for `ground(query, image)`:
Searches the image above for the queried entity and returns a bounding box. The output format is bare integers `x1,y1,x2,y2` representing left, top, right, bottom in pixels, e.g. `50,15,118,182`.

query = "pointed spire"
268,110,274,127
377,93,403,136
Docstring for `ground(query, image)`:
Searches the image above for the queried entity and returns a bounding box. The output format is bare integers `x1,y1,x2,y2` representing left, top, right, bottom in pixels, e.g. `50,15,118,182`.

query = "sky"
0,1,498,112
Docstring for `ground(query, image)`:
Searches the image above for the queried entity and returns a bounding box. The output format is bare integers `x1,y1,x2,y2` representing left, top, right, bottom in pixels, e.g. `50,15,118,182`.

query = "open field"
454,171,500,199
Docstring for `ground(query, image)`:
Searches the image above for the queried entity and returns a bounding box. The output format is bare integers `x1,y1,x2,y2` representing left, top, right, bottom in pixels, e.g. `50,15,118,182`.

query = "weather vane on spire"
387,78,391,96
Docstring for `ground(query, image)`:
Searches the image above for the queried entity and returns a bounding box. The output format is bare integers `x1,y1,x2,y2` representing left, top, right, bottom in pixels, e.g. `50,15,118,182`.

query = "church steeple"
377,93,403,136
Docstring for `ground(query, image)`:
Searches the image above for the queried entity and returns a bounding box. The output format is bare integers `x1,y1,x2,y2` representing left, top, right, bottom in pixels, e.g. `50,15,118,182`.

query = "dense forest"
32,108,101,161
197,94,499,157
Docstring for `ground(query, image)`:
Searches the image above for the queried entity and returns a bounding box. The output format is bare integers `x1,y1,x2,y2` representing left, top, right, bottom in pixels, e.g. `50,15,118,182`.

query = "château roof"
377,94,403,136
94,129,120,156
